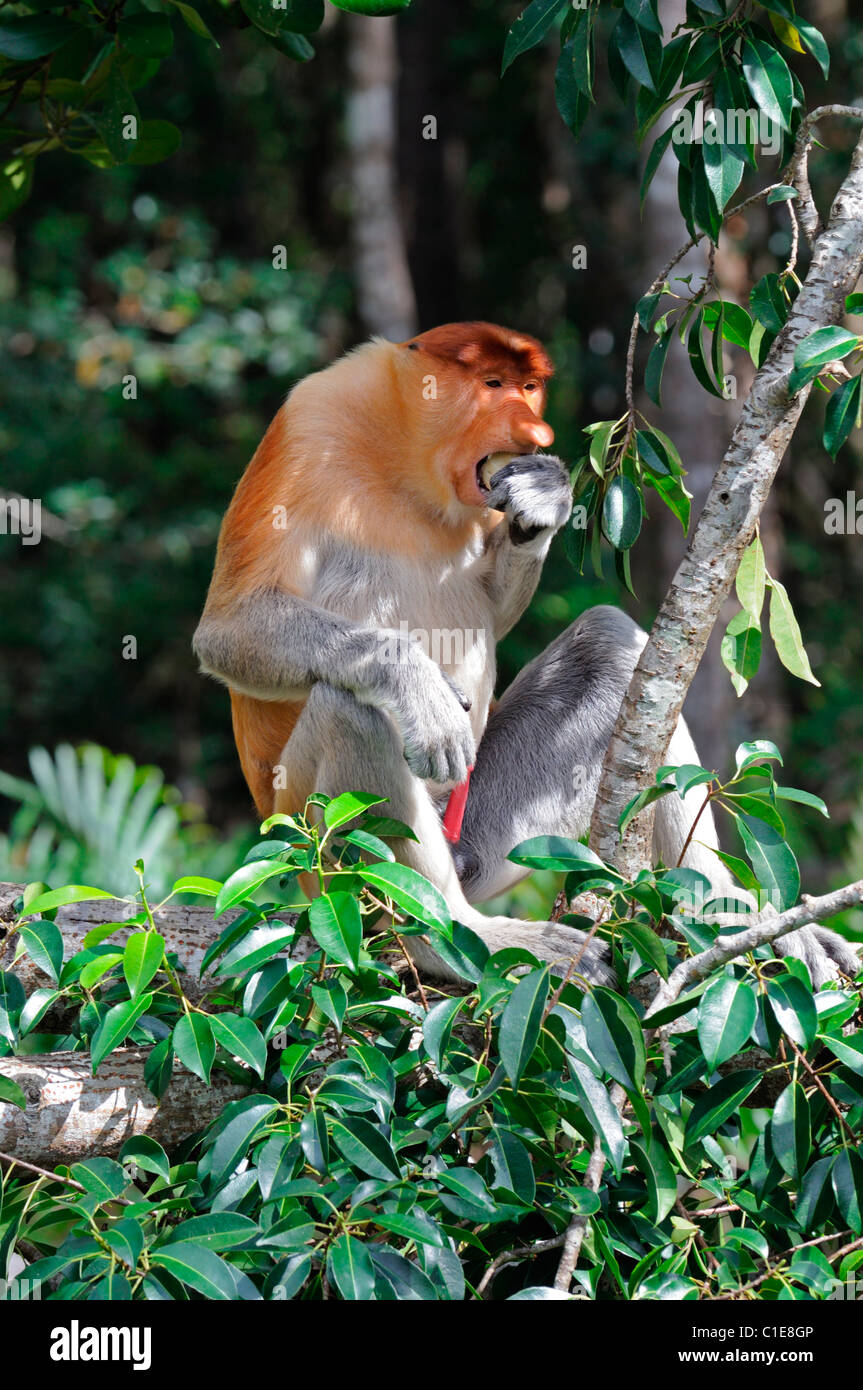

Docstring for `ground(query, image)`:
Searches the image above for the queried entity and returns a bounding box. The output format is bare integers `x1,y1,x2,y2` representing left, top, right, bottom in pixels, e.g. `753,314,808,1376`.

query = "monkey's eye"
484,378,503,389
524,382,538,392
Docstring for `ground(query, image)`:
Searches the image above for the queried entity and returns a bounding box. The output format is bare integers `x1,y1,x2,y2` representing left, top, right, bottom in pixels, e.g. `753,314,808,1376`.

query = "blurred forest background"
1,0,862,917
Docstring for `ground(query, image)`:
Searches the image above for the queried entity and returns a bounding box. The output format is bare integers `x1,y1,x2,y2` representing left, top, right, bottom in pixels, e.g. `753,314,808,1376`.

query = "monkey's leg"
454,605,859,987
275,682,613,983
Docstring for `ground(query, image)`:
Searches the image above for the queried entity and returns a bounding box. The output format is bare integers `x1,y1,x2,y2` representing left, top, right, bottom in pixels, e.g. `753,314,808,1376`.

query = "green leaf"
795,1156,835,1232
489,1127,536,1203
151,1242,236,1299
119,1135,171,1183
687,308,725,398
172,1012,215,1084
19,884,114,917
340,828,394,861
820,1033,863,1076
832,1149,863,1235
330,1116,401,1181
215,860,294,915
823,375,862,459
91,993,153,1072
168,1,219,45
143,1037,173,1099
736,535,766,619
123,931,164,998
507,835,614,876
422,995,464,1069
619,783,674,836
499,967,549,1091
735,739,783,774
554,37,591,139
240,0,324,36
329,0,411,10
768,579,820,686
308,891,362,971
208,1013,267,1078
0,157,33,221
738,814,799,912
104,1217,144,1272
684,1069,761,1145
18,918,64,984
602,475,643,550
563,1059,627,1178
697,976,757,1070
327,1233,376,1299
126,120,182,167
765,974,818,1048
771,1081,810,1181
788,325,861,396
643,330,673,408
741,35,794,134
750,273,788,334
358,862,451,932
793,17,829,79
0,1076,26,1110
209,1097,276,1188
635,428,671,476
70,1156,128,1201
0,16,79,59
501,0,567,75
766,184,798,204
582,988,646,1091
723,792,785,835
702,136,744,212
164,1212,260,1250
614,10,662,93
631,1134,676,1223
774,785,828,818
721,610,762,697
216,922,296,975
323,790,387,829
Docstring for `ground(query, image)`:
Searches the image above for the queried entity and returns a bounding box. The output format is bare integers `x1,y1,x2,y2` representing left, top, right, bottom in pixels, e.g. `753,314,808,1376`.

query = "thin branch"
645,879,863,1020
787,105,863,246
553,1082,626,1291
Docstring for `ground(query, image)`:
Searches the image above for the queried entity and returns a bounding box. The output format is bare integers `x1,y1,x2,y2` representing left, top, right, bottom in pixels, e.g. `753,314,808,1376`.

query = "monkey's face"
402,322,555,512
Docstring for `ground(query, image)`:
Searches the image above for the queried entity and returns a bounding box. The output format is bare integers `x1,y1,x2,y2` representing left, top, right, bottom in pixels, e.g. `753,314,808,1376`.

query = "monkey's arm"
193,589,476,784
481,454,573,638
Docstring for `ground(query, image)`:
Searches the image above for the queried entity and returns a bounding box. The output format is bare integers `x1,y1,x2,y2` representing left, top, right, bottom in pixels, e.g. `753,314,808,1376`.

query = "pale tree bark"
591,116,863,876
0,1051,249,1166
345,14,418,341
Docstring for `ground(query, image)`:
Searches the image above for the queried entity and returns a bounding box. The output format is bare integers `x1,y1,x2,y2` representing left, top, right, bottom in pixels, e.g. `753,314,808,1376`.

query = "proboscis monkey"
194,322,858,987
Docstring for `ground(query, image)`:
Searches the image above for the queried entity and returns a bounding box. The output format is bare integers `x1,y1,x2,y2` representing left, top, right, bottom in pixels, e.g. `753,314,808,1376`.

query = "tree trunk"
345,14,418,340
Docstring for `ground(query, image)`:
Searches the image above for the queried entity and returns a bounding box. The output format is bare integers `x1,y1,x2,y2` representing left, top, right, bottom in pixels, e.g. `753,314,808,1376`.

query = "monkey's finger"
441,671,472,712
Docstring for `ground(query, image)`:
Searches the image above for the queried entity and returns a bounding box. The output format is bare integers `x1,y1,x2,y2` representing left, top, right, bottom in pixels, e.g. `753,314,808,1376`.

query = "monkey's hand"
486,454,573,544
376,647,477,786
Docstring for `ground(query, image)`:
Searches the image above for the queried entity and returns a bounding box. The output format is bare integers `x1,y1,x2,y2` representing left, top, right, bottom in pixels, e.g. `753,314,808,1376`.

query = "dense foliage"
1,744,862,1300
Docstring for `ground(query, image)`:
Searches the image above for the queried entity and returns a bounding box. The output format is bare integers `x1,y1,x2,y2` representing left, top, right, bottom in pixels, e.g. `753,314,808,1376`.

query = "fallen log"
0,880,251,1001
0,1048,251,1166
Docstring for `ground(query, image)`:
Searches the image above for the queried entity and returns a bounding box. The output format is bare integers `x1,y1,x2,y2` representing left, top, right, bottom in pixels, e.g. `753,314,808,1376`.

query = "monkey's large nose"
511,415,554,448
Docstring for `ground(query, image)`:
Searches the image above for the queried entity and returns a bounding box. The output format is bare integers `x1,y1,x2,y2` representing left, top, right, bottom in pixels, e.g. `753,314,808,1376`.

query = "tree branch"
645,878,863,1019
591,118,863,875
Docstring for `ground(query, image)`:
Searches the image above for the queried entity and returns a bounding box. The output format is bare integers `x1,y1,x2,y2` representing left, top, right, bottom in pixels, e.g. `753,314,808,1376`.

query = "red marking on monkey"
442,767,473,844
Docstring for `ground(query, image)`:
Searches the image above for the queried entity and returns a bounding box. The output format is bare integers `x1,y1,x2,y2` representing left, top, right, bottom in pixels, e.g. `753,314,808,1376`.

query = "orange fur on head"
206,322,555,818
